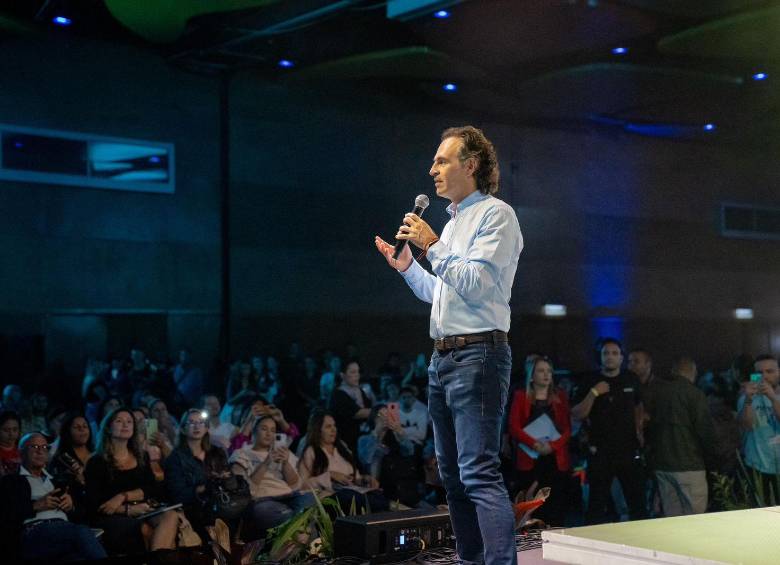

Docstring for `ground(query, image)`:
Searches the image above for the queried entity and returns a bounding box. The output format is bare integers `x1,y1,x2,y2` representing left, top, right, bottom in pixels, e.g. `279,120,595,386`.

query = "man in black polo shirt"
572,338,645,524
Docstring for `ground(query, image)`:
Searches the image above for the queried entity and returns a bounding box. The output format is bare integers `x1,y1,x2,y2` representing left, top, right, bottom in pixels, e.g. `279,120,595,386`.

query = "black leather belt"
433,330,508,352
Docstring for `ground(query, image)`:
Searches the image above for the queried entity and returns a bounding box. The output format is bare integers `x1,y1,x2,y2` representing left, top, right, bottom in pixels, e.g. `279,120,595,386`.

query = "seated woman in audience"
49,412,93,519
0,410,22,476
202,394,237,451
298,412,387,513
165,409,230,535
148,398,178,446
230,414,314,536
358,404,421,507
132,409,168,482
508,356,571,526
85,407,179,554
331,360,372,454
231,397,299,452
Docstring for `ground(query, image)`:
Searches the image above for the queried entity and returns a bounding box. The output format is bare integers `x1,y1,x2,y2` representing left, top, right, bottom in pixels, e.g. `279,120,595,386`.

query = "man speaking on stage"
375,126,523,565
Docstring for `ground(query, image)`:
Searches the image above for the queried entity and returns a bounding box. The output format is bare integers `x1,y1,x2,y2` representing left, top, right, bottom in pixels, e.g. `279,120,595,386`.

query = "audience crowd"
0,339,777,562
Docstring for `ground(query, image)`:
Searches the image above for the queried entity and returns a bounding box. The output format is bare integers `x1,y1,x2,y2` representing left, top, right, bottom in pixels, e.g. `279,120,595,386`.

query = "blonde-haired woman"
85,407,179,554
508,357,571,526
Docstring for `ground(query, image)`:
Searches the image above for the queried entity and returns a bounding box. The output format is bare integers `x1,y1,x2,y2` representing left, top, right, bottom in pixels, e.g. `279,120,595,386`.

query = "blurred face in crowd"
0,417,20,448
3,385,22,408
628,351,652,381
48,411,68,437
600,342,623,374
400,390,416,411
70,416,91,447
22,433,50,471
109,411,135,442
251,356,264,374
131,348,146,367
102,397,121,419
132,410,147,442
179,349,191,365
304,356,317,376
531,359,553,390
329,357,342,374
342,362,361,387
203,395,221,418
184,411,207,441
239,362,252,379
253,417,276,449
755,358,780,387
31,394,48,414
385,383,401,402
151,400,169,422
267,356,279,373
320,415,338,446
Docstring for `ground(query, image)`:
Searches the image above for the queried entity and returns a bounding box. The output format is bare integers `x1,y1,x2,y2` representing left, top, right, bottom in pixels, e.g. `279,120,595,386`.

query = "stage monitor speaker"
334,508,453,562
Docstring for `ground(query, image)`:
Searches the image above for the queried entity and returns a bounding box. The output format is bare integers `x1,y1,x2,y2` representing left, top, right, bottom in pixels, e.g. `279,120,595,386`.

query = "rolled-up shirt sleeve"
399,259,437,304
426,206,522,303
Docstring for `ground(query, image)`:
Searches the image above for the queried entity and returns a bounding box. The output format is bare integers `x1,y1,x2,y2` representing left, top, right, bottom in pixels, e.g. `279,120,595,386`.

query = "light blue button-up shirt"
400,191,523,339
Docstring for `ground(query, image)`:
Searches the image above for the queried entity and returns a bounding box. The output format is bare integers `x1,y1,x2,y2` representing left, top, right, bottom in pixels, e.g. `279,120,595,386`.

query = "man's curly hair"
441,126,499,195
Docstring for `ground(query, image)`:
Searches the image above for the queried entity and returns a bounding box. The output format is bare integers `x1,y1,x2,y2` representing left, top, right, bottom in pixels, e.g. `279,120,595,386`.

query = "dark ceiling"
3,0,780,140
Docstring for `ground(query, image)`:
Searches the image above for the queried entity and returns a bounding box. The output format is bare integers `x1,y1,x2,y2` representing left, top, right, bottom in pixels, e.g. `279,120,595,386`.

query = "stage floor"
541,507,780,565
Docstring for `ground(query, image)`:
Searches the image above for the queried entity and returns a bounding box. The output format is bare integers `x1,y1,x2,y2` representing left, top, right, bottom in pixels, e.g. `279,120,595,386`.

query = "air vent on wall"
721,203,780,240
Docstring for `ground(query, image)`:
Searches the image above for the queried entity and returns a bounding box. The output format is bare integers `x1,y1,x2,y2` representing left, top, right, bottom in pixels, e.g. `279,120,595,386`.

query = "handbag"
176,510,203,547
205,474,252,521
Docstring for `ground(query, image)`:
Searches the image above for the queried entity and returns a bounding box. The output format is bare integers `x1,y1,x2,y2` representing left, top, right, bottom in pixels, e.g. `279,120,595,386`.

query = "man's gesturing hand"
396,214,439,251
375,235,413,272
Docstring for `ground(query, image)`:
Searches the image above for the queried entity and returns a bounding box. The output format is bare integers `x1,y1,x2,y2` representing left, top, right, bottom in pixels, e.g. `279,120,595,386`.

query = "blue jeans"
22,519,107,562
429,342,515,565
250,491,316,532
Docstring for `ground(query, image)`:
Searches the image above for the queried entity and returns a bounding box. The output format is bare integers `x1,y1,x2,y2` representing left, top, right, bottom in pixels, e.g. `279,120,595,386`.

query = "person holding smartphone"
229,415,314,537
3,432,107,562
738,354,780,502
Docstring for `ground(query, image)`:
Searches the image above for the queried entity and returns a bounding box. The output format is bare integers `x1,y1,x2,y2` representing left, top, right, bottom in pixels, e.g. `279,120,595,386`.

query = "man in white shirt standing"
375,126,523,565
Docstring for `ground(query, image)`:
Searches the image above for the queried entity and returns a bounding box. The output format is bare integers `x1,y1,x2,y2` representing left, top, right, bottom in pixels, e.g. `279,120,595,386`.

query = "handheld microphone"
393,194,430,259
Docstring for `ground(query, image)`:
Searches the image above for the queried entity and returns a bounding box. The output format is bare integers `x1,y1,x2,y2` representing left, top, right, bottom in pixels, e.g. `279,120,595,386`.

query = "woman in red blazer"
508,356,571,526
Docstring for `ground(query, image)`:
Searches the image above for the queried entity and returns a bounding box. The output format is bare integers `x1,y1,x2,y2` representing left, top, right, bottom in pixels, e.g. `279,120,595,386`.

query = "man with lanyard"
375,125,523,565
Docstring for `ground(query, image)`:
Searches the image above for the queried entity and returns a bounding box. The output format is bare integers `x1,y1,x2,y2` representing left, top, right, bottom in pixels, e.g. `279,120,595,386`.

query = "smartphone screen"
750,373,763,383
387,402,401,424
146,418,158,438
274,433,289,448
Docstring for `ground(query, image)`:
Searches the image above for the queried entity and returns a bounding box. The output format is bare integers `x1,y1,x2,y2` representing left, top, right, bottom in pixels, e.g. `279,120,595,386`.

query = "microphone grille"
415,194,430,210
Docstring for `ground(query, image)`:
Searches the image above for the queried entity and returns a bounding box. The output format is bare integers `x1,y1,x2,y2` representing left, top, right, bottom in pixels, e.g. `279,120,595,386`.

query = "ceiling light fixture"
611,47,628,55
703,123,716,131
752,72,767,81
433,10,450,18
443,83,457,92
278,59,295,68
53,16,72,26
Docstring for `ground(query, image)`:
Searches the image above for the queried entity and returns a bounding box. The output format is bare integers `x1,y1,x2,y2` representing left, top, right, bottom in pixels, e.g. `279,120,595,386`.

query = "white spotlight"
542,304,567,317
735,308,754,320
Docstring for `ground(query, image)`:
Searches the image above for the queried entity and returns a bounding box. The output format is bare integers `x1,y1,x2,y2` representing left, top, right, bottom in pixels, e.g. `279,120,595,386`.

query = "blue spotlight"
433,10,450,18
53,16,72,26
278,59,295,68
443,83,457,92
752,72,767,81
611,47,628,55
703,123,716,132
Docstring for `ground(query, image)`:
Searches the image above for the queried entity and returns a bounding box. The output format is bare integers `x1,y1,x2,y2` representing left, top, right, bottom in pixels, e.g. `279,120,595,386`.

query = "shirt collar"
19,465,52,479
446,190,488,218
